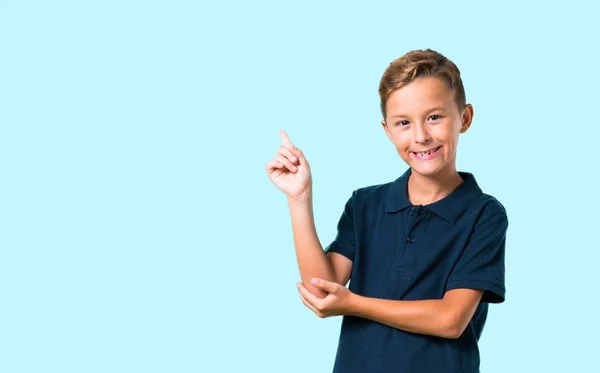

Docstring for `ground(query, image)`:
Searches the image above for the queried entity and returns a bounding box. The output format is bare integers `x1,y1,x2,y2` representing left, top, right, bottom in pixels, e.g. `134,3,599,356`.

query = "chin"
411,165,444,177
406,158,448,177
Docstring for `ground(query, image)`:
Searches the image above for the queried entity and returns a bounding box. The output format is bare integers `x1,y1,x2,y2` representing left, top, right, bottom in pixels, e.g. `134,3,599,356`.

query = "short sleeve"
446,211,508,304
324,191,356,262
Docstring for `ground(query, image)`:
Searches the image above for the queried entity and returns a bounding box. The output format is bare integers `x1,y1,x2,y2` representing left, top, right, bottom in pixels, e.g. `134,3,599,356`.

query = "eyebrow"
389,107,446,119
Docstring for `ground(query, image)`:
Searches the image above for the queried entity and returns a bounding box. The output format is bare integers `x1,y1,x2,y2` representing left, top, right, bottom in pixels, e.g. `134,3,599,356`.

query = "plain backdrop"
1,1,599,372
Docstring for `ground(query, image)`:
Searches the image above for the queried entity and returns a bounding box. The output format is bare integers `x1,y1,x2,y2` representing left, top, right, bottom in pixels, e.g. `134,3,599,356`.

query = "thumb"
311,278,338,293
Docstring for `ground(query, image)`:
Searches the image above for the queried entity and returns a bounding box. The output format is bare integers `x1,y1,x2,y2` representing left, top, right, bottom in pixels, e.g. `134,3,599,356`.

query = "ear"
381,119,393,141
459,104,474,134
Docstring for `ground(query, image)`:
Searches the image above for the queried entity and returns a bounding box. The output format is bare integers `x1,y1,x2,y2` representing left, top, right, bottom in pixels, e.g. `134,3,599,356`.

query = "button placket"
394,205,421,277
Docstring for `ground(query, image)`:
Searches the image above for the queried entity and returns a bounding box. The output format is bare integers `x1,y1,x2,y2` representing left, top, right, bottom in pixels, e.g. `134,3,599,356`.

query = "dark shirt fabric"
325,168,508,373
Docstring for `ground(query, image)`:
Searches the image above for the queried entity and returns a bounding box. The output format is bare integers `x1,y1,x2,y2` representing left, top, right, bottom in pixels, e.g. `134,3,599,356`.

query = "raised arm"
266,130,351,298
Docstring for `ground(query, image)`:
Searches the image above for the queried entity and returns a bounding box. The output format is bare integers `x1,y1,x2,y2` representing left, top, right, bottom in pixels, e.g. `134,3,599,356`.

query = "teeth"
416,147,437,157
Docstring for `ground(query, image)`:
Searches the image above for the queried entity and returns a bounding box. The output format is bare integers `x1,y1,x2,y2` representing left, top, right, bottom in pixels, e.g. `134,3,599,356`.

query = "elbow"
442,325,465,340
439,313,467,340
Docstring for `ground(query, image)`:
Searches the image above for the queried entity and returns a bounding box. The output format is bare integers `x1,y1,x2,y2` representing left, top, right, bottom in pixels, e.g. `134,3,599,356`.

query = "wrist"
347,292,365,317
287,189,312,205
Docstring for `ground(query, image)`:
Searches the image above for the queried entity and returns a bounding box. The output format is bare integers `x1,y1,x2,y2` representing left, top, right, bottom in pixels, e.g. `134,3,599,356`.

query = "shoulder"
473,192,507,216
459,171,508,220
468,192,509,231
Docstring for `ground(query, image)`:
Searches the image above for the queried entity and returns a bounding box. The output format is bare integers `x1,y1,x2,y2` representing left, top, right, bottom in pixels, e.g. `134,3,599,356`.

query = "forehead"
386,77,455,117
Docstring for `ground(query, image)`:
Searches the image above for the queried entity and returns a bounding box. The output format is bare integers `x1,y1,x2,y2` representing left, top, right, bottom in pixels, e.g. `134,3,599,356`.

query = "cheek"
444,135,460,156
390,131,409,147
394,137,411,152
437,127,459,146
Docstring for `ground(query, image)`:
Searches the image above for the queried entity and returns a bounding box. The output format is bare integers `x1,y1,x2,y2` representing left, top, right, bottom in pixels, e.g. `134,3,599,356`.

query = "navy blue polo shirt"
324,167,508,373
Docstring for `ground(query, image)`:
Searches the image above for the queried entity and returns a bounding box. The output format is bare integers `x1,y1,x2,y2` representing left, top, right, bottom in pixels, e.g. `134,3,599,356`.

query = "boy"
265,49,508,373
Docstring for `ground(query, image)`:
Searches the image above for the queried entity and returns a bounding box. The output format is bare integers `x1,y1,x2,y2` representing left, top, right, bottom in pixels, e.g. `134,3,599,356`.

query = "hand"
296,278,355,318
265,129,312,200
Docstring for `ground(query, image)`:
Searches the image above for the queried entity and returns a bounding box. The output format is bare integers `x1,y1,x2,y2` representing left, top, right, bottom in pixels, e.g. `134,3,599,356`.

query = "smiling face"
381,77,474,178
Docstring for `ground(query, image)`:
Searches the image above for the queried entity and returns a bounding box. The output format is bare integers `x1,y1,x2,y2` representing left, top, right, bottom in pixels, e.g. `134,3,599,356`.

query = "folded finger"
298,285,319,314
265,160,283,172
297,282,322,307
278,146,298,164
300,293,319,314
290,146,308,165
275,154,297,172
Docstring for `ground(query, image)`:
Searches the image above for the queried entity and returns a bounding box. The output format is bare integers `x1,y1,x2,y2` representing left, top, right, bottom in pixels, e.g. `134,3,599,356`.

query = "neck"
407,164,463,206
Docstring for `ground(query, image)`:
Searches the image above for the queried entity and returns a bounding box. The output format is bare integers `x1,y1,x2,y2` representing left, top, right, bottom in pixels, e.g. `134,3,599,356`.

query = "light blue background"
1,1,598,372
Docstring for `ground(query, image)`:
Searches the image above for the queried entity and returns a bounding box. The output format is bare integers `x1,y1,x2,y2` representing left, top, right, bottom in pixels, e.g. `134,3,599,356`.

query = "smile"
410,146,441,160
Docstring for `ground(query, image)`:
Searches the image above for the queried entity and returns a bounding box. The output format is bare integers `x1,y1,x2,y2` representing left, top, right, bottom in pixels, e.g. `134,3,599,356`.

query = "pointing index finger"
279,129,293,148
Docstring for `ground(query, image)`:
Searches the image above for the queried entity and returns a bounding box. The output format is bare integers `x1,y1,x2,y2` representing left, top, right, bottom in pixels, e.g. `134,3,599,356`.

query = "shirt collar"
385,167,482,223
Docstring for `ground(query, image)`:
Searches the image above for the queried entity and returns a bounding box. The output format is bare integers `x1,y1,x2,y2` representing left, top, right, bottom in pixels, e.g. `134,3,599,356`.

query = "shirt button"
409,208,415,215
406,236,414,243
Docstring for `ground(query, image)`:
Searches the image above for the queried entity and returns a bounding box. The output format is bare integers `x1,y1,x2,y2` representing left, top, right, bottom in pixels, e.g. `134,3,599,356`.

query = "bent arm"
288,191,351,298
348,288,484,339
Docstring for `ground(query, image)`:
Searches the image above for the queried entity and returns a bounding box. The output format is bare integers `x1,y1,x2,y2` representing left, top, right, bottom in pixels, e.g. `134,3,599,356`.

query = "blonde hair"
378,49,466,119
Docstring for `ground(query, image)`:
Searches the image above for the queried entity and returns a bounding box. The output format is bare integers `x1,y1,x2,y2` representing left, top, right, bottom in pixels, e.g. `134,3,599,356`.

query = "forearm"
349,295,460,339
288,190,335,298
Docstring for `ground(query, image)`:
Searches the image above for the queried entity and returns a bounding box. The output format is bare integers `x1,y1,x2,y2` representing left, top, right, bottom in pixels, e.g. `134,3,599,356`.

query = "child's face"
381,77,473,177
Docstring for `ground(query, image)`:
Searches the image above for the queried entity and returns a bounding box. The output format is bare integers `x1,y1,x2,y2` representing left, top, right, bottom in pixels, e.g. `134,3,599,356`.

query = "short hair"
378,49,466,120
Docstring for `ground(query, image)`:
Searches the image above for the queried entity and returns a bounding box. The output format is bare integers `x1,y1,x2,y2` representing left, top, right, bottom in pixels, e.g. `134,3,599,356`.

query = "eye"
396,120,410,126
428,115,442,121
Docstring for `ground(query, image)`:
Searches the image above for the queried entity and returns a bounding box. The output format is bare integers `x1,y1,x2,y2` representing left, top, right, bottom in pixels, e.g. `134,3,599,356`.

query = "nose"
413,122,431,144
